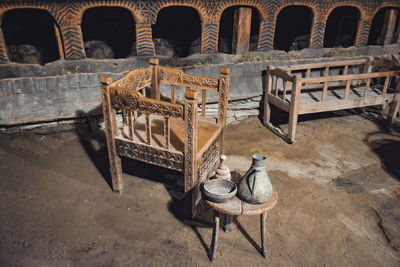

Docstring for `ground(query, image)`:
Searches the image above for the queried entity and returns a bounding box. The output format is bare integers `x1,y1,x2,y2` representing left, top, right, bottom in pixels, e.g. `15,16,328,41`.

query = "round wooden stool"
206,191,278,261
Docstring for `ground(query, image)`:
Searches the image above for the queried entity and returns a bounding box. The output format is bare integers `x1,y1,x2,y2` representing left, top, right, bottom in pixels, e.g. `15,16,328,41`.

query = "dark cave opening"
152,6,201,58
273,6,313,51
324,6,360,48
81,7,136,59
218,6,260,54
2,8,60,65
368,7,400,45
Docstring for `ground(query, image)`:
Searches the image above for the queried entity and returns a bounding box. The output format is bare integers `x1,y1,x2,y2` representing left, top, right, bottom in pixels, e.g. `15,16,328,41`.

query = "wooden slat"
122,109,127,125
270,68,295,82
171,85,175,104
343,65,349,75
321,66,329,102
289,59,367,71
382,76,390,95
267,94,291,112
344,79,352,99
128,110,134,140
164,117,170,149
283,80,289,100
145,114,151,145
301,71,400,84
306,68,311,78
202,90,207,116
298,94,395,115
274,76,278,96
364,78,371,97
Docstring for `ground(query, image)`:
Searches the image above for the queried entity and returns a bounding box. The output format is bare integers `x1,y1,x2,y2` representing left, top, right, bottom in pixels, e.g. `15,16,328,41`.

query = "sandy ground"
1,109,400,266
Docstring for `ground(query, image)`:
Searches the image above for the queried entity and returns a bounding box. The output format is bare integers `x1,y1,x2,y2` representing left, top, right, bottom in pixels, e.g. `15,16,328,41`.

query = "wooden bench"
263,58,400,143
100,58,230,215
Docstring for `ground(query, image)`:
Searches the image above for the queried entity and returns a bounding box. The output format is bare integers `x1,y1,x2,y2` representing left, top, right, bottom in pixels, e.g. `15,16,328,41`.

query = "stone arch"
78,3,144,25
149,3,207,24
272,2,319,20
371,4,400,20
151,5,202,57
1,7,61,64
323,5,361,47
81,6,137,58
322,3,365,22
273,5,315,51
215,2,269,22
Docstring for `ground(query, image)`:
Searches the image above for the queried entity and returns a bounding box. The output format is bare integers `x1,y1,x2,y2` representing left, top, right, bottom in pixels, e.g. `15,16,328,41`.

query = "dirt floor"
1,109,400,266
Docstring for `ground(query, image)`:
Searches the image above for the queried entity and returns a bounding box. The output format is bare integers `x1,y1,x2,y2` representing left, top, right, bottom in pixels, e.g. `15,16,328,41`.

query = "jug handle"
247,168,256,194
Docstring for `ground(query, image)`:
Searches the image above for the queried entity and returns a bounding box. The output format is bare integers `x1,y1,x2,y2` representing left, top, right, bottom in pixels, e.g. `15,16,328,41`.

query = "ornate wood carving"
100,77,123,193
110,87,184,119
115,138,184,171
184,91,198,192
159,66,219,91
112,67,152,90
197,137,221,183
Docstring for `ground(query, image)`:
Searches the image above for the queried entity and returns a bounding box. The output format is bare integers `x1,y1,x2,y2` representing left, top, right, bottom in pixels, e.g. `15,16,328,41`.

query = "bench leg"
387,98,400,126
263,94,271,126
210,211,220,261
288,109,299,143
260,213,267,258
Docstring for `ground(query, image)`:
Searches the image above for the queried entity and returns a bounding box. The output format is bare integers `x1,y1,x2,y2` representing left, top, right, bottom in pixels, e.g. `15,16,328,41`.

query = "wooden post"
381,9,398,45
184,89,198,217
218,67,230,154
184,88,198,193
232,7,252,54
150,58,160,100
288,77,301,143
100,76,123,194
263,66,272,125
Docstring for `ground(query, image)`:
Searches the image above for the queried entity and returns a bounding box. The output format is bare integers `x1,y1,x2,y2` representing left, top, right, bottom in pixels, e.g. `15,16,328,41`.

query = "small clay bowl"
203,179,237,203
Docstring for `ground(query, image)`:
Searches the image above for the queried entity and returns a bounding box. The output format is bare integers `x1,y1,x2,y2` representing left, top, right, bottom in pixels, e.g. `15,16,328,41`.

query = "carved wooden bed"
263,58,400,143
100,58,229,215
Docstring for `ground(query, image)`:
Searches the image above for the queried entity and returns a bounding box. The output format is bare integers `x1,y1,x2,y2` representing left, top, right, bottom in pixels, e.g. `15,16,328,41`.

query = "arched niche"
368,7,400,45
152,6,201,58
2,8,60,65
273,6,314,51
218,6,260,54
81,7,136,59
324,6,361,48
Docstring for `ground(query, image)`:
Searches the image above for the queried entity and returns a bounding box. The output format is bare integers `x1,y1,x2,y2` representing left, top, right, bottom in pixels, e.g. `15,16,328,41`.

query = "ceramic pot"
237,154,273,204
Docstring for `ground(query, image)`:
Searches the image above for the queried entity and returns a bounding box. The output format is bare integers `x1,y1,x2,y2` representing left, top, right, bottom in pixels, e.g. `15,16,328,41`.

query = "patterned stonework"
0,0,399,61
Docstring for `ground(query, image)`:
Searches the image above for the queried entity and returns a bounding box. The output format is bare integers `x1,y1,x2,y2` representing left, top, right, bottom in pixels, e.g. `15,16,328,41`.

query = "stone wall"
1,45,400,126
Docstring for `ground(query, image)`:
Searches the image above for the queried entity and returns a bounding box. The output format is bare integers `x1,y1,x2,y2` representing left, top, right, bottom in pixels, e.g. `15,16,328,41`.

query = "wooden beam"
232,7,252,54
381,9,398,45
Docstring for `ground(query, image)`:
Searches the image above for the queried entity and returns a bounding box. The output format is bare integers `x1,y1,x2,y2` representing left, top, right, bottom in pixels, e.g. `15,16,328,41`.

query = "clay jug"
237,154,273,204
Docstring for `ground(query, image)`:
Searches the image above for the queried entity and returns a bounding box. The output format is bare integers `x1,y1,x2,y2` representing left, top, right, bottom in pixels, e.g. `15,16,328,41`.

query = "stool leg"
210,211,220,261
223,214,233,232
261,213,267,257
